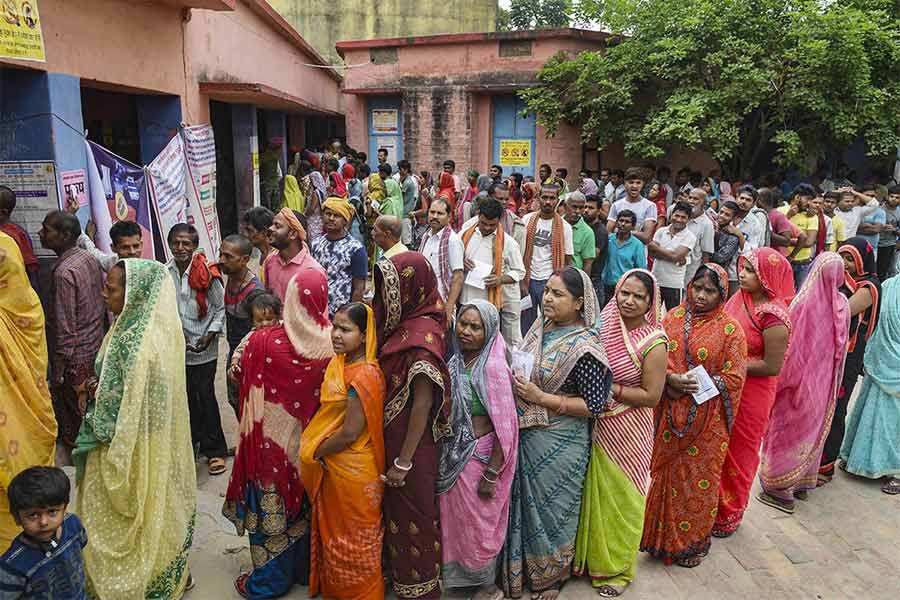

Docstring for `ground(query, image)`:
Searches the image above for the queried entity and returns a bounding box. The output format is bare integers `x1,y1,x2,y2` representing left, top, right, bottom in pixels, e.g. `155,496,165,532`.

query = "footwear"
756,491,795,514
596,584,622,597
185,573,195,592
676,555,703,568
882,477,900,495
794,490,808,501
711,527,735,538
234,573,250,599
208,457,227,476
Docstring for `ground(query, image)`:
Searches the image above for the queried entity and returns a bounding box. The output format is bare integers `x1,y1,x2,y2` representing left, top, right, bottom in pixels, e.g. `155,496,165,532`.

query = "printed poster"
60,169,87,208
499,139,531,167
182,124,221,260
0,0,45,61
146,134,188,262
372,109,399,133
0,160,58,257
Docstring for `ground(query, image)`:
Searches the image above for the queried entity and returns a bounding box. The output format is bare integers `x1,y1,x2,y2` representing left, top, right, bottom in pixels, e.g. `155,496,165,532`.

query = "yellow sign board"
1,1,45,62
499,139,531,167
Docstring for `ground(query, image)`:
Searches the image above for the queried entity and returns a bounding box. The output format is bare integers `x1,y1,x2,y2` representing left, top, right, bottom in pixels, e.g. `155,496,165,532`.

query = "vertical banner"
0,160,58,257
146,135,189,262
182,124,221,259
85,140,155,259
251,131,260,208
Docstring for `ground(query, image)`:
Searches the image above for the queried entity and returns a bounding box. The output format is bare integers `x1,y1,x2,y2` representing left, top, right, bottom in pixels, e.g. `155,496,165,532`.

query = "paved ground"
181,351,900,599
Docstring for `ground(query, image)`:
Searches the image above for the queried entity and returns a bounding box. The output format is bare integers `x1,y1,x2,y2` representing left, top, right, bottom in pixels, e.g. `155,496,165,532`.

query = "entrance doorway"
492,95,535,178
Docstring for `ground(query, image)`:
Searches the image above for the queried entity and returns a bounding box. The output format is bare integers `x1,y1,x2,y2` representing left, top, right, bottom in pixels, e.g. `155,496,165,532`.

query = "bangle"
557,395,566,415
393,457,413,471
482,473,498,484
484,466,500,477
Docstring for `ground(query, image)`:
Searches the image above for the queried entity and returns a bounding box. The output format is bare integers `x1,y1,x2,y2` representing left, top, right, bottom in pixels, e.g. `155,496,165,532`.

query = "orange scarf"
188,253,222,319
522,212,565,287
461,224,505,309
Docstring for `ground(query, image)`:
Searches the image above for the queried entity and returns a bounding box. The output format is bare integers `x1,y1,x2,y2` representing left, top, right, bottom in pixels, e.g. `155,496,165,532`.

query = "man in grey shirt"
398,159,419,245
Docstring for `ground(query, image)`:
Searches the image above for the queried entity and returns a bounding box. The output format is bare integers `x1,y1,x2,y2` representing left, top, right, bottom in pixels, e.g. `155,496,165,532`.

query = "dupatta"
726,248,793,345
838,236,881,353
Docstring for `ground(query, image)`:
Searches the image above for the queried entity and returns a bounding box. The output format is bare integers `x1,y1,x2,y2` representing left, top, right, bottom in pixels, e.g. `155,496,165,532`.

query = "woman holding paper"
640,264,747,568
437,300,518,599
714,248,793,536
500,267,613,600
574,269,668,597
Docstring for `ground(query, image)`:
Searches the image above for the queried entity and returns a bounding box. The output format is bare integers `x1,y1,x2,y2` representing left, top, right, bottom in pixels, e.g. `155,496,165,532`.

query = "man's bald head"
373,215,402,251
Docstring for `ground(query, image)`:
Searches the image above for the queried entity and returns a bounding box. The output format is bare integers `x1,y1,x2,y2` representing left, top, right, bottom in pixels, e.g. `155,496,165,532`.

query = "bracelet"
557,395,566,415
393,457,413,471
484,466,500,477
482,473,498,484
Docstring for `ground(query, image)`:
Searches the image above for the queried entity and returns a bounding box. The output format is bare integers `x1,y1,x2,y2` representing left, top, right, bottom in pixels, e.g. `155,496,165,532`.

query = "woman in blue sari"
500,267,613,600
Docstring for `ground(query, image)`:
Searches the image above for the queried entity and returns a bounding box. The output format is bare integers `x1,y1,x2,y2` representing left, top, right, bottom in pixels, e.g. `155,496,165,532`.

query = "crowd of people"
0,143,898,600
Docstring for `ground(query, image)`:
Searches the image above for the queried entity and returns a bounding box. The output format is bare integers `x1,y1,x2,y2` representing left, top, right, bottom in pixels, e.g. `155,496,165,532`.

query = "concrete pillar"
47,74,88,226
136,94,182,164
231,104,258,216
0,69,53,162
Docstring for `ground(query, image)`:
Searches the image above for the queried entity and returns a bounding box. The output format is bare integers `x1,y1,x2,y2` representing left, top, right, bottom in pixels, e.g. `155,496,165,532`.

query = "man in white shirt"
460,197,526,346
418,197,464,325
649,202,697,310
835,186,880,238
736,185,771,247
518,184,574,334
606,167,658,243
605,169,625,203
676,187,715,287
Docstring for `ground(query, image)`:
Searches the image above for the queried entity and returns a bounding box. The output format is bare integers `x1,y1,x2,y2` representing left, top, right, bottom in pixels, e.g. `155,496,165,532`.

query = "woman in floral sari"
0,233,56,552
640,264,747,568
500,267,613,600
373,252,452,600
74,259,196,598
575,269,667,597
300,302,386,599
438,300,518,599
714,248,792,534
224,268,333,599
758,253,849,510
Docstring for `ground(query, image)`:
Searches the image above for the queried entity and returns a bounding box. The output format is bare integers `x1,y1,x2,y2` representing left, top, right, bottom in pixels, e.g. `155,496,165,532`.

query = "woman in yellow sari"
0,232,57,552
74,259,197,598
300,302,386,600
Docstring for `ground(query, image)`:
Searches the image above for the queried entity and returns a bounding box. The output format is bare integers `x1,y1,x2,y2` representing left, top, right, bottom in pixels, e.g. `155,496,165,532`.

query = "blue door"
492,95,536,178
368,97,403,173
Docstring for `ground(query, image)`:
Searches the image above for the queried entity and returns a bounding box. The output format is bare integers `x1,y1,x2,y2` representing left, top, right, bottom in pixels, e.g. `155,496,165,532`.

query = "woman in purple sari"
758,253,850,511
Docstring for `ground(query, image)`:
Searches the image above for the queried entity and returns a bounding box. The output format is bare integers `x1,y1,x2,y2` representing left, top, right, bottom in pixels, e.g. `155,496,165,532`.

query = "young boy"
227,292,283,386
0,466,87,598
711,201,743,294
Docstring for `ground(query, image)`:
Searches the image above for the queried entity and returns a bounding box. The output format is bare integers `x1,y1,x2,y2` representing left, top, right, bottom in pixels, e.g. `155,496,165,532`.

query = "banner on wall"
60,169,87,208
146,135,189,262
182,124,221,260
0,160,58,257
499,139,531,167
85,140,155,259
0,0,45,61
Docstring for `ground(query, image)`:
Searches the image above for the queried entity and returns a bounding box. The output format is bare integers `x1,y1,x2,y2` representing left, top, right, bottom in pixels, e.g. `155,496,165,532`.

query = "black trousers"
821,366,861,469
186,360,228,459
660,286,683,311
876,244,896,281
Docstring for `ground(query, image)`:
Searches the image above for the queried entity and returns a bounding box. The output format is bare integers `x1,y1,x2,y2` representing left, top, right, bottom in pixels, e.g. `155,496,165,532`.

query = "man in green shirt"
565,191,596,274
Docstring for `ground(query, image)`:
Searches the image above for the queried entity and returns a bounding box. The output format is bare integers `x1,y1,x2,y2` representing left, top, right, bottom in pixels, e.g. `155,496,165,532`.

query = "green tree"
521,0,900,176
496,6,512,32
509,0,573,30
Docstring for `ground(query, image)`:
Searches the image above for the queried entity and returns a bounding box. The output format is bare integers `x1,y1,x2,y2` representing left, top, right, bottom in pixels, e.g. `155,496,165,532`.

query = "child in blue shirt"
602,209,648,303
0,467,86,599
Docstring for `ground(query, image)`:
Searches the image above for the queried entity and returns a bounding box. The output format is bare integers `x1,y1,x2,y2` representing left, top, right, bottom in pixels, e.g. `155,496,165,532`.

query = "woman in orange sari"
300,302,386,600
640,264,747,568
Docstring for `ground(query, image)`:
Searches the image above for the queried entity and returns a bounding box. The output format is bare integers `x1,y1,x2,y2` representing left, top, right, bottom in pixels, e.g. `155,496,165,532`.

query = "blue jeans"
520,279,548,337
792,260,812,291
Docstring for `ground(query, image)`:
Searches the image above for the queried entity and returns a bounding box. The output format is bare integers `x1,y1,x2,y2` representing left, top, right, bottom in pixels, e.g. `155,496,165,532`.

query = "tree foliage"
520,0,900,176
508,0,573,30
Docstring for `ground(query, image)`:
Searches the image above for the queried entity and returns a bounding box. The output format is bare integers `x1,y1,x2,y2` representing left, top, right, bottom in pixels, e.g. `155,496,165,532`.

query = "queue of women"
1,222,897,599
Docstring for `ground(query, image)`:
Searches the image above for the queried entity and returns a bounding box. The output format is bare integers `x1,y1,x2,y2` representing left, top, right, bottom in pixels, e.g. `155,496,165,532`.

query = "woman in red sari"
713,248,793,536
640,264,747,568
373,252,452,599
223,268,333,599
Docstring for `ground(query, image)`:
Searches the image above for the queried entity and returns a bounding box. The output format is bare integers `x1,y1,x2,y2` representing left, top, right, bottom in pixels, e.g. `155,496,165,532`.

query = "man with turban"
311,197,368,316
264,207,324,302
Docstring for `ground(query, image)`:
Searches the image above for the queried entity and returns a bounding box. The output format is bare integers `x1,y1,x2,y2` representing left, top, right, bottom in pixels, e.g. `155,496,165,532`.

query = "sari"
821,237,881,473
0,233,56,552
438,300,518,589
500,268,613,598
307,171,327,240
223,268,333,599
74,259,196,599
760,253,849,501
575,269,667,589
300,305,386,600
840,276,900,478
640,264,747,563
374,253,452,599
715,248,793,533
282,174,305,213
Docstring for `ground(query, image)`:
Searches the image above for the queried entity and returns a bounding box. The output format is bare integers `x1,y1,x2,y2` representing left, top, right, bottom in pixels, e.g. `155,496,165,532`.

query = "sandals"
185,573,195,592
234,573,250,599
676,555,704,568
793,490,808,501
711,526,735,538
208,457,227,476
882,477,900,495
596,584,622,597
756,491,795,514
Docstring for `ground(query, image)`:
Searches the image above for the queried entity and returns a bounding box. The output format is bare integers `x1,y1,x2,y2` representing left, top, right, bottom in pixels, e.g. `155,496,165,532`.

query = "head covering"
322,197,355,223
278,207,307,242
719,181,733,197
367,173,386,201
374,252,452,441
838,236,881,349
341,163,356,180
309,170,327,200
438,172,456,200
282,174,305,212
602,268,666,331
466,168,479,179
727,247,794,331
437,300,518,493
580,177,599,196
329,171,347,198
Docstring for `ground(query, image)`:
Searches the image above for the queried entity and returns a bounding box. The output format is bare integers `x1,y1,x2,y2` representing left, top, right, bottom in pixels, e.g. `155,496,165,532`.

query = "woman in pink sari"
438,300,518,600
757,252,850,512
714,247,793,536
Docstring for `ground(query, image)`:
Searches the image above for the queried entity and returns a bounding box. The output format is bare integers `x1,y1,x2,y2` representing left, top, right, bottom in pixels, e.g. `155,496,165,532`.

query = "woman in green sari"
500,267,613,600
75,259,197,599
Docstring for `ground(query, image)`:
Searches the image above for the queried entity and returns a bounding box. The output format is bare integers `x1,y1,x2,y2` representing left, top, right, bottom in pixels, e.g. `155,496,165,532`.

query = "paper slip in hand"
685,365,718,404
464,260,493,290
511,349,535,382
520,295,533,312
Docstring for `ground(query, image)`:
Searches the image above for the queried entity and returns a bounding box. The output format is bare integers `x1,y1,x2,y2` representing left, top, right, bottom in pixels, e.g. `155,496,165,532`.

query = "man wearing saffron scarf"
166,223,228,475
461,198,526,346
312,197,368,317
264,207,324,302
419,197,464,325
518,183,574,334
